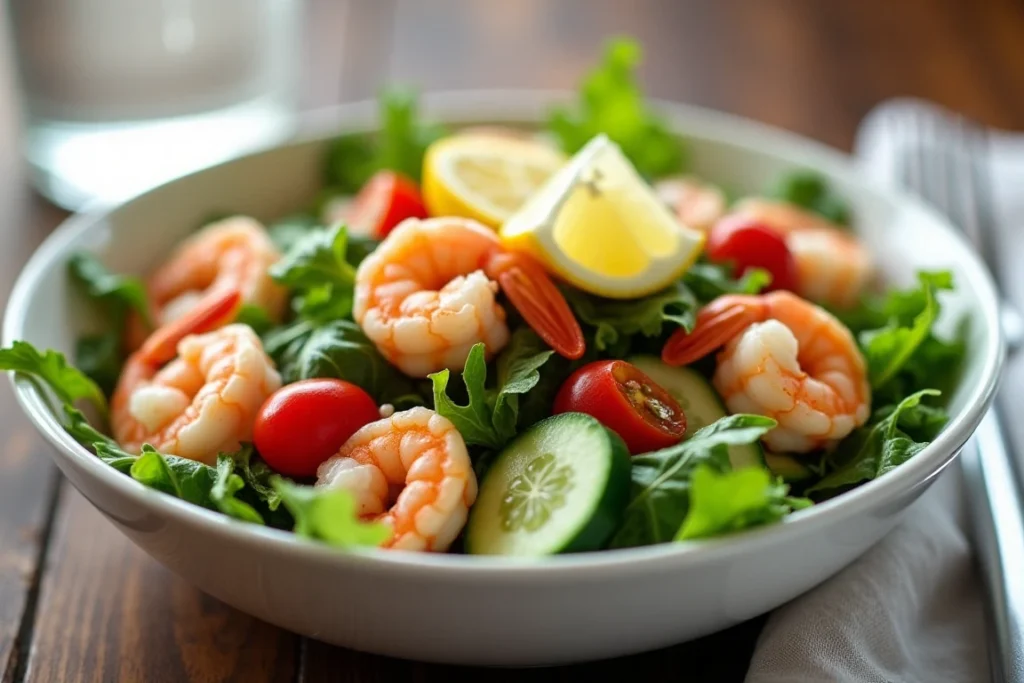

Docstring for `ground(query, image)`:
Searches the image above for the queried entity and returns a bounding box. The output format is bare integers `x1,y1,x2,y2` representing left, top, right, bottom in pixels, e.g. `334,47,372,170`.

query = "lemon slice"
499,134,706,299
422,132,568,229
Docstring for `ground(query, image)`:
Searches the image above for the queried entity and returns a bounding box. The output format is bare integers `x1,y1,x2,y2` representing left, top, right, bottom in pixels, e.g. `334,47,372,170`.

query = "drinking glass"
5,0,303,210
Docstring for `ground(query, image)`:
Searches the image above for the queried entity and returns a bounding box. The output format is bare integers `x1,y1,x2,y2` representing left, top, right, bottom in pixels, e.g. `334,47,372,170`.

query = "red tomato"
253,378,380,477
346,170,429,239
706,215,799,293
552,360,686,455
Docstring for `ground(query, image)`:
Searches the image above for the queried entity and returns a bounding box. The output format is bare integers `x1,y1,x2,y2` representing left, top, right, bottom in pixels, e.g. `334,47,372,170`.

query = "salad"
1,38,964,556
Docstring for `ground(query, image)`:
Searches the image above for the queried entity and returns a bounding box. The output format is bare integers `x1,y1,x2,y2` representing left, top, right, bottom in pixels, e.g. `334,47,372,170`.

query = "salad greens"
68,253,151,396
677,465,813,541
324,86,446,194
610,414,803,548
767,169,851,226
0,35,971,559
547,38,686,180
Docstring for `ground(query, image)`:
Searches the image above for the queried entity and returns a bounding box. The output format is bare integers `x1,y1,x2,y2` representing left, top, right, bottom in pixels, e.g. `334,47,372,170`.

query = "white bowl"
3,91,1004,666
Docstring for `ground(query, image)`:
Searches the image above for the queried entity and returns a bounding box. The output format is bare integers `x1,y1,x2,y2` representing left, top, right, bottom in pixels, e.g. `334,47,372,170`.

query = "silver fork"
895,106,1024,683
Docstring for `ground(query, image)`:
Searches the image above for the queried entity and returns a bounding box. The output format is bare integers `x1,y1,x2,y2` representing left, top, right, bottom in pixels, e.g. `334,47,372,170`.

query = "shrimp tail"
662,298,763,366
138,287,243,365
486,251,585,360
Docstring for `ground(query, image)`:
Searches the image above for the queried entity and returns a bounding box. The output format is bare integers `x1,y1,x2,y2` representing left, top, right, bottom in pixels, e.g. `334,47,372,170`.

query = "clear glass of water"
5,0,303,210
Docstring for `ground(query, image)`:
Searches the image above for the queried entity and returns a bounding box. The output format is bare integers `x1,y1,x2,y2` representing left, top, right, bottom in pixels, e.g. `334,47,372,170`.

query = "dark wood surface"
0,1,1022,681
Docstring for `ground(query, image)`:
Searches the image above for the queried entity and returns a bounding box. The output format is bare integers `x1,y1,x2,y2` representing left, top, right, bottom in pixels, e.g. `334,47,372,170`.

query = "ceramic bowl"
3,91,1003,666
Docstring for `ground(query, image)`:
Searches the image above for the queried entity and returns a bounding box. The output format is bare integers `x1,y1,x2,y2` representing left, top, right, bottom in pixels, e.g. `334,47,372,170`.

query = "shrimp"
315,406,476,552
662,290,871,453
654,176,728,233
124,216,288,350
730,198,874,309
353,216,584,377
113,288,282,465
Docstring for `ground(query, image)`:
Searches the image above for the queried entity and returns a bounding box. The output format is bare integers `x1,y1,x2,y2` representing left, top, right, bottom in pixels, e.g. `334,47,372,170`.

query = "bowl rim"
3,89,1005,579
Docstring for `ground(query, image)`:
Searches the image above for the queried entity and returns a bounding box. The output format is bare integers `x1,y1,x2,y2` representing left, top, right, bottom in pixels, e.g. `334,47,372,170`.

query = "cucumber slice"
465,413,631,556
628,355,764,469
764,451,813,482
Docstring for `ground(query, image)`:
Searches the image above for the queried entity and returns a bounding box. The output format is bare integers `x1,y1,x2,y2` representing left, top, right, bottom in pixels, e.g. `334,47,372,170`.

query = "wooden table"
1,1,1023,681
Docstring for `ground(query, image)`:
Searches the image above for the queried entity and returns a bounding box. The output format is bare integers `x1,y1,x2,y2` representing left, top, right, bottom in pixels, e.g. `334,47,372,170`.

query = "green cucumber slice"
628,355,764,469
465,413,631,556
764,451,813,482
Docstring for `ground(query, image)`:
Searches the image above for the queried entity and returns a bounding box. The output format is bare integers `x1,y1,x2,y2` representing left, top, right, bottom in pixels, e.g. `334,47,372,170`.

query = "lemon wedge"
499,134,706,299
422,132,568,229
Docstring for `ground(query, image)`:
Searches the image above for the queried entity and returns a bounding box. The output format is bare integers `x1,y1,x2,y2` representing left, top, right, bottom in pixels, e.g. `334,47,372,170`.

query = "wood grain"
22,491,298,683
0,0,1020,681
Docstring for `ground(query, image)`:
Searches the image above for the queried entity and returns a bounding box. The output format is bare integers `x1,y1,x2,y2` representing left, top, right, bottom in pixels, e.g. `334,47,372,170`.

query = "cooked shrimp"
353,216,584,377
113,288,282,465
662,290,870,452
730,198,874,308
654,176,727,232
125,216,288,350
315,406,476,552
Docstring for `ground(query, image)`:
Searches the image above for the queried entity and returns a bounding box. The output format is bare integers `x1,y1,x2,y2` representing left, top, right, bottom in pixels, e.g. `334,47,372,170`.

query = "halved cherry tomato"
706,215,799,293
253,378,379,478
346,170,429,239
552,360,686,455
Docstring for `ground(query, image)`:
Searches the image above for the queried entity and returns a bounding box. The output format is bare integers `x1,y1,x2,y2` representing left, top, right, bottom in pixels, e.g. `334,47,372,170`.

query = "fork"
894,105,1024,683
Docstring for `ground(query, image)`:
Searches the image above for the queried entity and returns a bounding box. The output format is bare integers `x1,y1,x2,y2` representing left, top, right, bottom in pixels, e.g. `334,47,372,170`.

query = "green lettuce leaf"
609,414,778,548
67,252,151,396
563,280,698,354
547,37,686,180
676,465,811,540
430,337,555,451
272,478,390,548
0,341,108,416
211,454,266,524
267,213,321,253
766,169,850,226
840,270,965,405
681,262,772,303
269,223,356,323
807,389,942,497
324,87,446,193
263,319,426,407
68,252,150,325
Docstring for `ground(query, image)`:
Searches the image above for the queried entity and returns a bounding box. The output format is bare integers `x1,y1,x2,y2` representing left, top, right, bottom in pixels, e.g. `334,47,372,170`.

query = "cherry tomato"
706,215,799,293
346,170,429,239
253,378,379,477
552,360,686,455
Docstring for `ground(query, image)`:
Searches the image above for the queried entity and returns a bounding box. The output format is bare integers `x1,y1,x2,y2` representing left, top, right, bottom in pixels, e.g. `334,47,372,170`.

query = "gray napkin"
742,99,1010,683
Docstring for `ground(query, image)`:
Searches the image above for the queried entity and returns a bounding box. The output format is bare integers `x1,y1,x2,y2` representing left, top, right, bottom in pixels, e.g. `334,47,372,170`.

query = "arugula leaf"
67,252,151,395
676,465,812,541
766,169,850,226
269,223,356,323
264,319,425,407
563,280,698,354
850,271,963,402
211,455,266,524
68,252,150,326
267,213,321,254
0,341,108,416
129,446,218,508
681,262,771,303
324,87,446,193
430,344,502,449
492,329,556,441
225,444,284,512
807,389,941,496
430,337,555,451
547,37,686,180
609,414,778,548
272,477,390,548
73,334,122,399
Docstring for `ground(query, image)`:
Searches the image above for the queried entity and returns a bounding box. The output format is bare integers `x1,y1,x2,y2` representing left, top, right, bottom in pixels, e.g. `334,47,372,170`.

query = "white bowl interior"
4,91,1003,570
